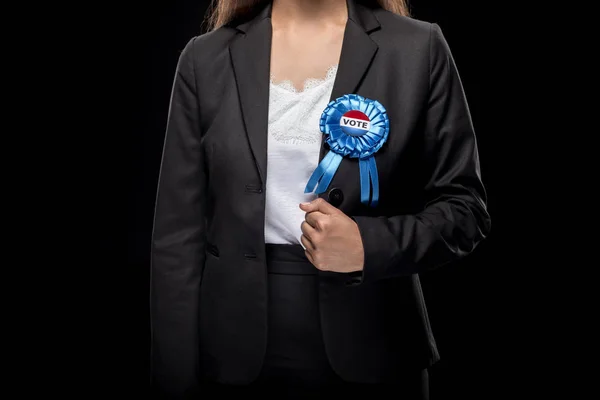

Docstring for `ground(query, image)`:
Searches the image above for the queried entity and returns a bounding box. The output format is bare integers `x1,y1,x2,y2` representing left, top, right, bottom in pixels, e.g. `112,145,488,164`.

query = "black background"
111,0,535,397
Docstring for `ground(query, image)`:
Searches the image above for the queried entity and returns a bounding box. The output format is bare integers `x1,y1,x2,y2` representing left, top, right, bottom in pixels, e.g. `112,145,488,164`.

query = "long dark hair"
204,0,410,32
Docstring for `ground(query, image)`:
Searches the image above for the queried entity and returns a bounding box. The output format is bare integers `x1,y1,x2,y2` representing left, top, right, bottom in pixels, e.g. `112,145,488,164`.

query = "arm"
351,23,491,284
150,37,206,397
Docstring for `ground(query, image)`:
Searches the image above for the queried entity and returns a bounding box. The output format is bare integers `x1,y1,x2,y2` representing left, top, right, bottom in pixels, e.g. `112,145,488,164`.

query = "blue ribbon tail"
368,156,379,207
359,158,370,205
359,157,380,207
304,151,343,194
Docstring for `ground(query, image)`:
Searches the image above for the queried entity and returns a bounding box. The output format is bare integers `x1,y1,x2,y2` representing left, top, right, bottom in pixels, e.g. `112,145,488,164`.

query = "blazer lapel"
229,0,381,194
329,0,381,102
229,3,273,186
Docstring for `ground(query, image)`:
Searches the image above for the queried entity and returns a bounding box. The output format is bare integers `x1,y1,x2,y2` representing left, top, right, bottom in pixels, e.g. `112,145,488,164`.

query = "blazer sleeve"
150,37,206,397
350,23,491,284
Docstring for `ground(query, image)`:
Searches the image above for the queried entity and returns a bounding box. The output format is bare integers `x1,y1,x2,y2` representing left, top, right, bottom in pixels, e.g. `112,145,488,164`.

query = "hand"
299,198,364,273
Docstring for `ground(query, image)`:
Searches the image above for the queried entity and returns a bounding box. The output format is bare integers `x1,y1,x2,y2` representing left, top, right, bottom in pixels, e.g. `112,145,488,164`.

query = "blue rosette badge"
304,94,389,207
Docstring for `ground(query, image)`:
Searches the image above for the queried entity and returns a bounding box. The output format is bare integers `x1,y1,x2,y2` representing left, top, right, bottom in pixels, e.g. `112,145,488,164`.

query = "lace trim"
270,64,338,94
270,127,321,144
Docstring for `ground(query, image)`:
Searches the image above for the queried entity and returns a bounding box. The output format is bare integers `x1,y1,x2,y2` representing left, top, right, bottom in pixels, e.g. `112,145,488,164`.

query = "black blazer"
150,0,491,396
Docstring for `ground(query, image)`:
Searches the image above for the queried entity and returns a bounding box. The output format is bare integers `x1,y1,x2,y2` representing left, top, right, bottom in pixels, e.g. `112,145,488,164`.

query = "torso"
270,18,345,90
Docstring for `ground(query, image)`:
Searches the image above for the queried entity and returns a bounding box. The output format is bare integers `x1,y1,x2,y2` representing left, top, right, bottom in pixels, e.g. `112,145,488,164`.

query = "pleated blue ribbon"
304,94,389,207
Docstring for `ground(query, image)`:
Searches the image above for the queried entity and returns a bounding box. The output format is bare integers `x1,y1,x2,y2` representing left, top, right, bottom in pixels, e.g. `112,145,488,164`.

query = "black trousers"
204,243,429,399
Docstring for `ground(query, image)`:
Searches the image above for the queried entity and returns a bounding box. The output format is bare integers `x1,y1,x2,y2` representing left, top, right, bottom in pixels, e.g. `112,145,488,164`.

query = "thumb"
299,198,338,214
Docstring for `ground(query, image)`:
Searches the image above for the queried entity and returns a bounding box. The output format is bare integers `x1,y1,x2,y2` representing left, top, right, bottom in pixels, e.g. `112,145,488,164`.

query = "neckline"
269,64,338,94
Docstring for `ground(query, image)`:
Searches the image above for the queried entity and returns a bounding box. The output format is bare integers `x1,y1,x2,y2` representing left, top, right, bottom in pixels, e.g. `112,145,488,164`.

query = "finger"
304,211,326,230
300,232,315,252
299,198,339,215
300,220,318,242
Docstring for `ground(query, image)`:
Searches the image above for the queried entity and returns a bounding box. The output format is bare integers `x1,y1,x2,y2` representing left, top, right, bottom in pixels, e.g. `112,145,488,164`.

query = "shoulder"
178,25,239,67
372,10,453,62
374,9,434,38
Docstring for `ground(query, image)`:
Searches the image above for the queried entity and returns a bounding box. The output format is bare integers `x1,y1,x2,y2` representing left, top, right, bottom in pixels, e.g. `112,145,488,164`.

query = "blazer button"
328,188,344,207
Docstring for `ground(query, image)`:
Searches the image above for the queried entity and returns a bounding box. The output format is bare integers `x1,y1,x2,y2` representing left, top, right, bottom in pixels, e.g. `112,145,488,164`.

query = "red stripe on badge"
342,110,369,121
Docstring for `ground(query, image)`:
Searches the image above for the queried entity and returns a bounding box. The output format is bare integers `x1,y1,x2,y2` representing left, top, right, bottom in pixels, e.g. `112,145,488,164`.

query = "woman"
150,0,491,398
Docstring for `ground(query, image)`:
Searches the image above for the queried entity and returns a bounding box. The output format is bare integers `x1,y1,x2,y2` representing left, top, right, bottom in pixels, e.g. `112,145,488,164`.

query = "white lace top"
264,64,338,248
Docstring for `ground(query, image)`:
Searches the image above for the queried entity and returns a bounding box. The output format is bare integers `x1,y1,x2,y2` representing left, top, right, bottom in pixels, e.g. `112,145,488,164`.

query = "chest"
198,32,432,214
